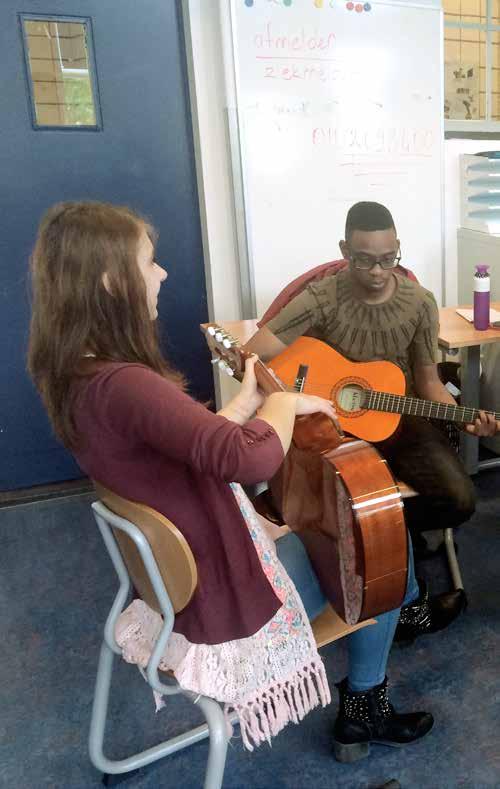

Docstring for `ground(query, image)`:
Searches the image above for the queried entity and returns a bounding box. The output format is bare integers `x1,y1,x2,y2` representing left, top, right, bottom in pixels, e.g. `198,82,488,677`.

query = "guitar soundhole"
335,381,369,416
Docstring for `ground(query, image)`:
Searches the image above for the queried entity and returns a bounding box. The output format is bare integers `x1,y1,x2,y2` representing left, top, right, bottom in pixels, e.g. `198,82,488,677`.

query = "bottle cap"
475,264,490,274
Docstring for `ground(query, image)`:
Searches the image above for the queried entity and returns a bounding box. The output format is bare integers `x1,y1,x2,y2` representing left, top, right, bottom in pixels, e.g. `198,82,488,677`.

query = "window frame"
19,13,102,132
444,0,500,132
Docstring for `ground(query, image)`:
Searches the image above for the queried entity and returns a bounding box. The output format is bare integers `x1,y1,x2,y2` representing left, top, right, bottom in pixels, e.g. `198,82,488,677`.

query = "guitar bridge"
294,364,309,393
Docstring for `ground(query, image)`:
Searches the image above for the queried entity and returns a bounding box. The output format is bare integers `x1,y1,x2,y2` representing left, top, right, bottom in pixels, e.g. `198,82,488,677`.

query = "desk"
438,304,500,475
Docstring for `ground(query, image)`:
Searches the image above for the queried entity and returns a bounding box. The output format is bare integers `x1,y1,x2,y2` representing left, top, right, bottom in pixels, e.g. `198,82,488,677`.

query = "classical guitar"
268,336,500,442
202,323,408,624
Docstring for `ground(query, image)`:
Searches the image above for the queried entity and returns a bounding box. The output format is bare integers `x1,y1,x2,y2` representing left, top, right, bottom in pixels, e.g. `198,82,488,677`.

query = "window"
21,15,101,130
444,0,500,131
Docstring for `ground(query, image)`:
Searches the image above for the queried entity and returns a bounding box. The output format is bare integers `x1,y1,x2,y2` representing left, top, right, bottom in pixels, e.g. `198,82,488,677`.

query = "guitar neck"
364,390,500,425
203,322,293,396
233,357,288,395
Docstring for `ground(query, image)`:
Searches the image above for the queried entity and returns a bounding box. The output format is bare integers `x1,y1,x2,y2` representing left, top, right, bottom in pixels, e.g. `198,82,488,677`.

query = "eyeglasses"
348,250,401,271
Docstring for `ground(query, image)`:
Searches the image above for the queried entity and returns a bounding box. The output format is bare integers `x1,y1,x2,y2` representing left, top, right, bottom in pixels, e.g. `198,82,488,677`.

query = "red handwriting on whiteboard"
312,126,434,156
264,63,339,81
254,22,336,53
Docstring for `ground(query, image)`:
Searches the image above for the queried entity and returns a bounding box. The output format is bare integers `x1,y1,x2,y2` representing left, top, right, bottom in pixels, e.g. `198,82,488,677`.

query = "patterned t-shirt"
266,270,439,393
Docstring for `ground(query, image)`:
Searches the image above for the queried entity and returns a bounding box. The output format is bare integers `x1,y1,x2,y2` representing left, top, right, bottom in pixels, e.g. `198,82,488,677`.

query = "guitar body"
270,437,408,623
269,337,407,443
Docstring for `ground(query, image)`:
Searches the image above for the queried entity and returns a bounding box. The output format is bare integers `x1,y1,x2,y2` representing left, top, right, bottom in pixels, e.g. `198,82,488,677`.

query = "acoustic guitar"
267,335,500,442
202,323,408,624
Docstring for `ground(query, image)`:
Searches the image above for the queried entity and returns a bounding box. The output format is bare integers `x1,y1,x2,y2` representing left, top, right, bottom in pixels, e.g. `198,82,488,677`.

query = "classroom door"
0,0,211,490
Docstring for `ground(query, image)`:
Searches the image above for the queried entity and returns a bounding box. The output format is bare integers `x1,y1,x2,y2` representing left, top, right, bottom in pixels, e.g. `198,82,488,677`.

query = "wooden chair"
89,483,375,789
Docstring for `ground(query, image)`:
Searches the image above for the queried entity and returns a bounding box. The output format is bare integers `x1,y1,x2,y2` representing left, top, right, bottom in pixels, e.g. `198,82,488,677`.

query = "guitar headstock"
202,322,287,395
203,323,250,380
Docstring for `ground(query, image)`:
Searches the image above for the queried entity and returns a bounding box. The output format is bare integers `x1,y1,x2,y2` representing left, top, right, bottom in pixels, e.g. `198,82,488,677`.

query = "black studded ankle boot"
333,677,434,763
394,579,466,645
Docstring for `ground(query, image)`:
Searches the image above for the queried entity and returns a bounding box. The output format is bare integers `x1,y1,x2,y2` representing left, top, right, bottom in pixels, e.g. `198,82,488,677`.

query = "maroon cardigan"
71,363,284,645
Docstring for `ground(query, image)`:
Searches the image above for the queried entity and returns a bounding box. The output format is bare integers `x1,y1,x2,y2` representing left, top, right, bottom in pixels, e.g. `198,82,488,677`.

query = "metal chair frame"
89,501,229,789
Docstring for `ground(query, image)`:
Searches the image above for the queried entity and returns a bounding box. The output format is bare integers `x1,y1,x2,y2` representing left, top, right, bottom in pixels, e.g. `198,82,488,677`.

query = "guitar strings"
284,381,499,421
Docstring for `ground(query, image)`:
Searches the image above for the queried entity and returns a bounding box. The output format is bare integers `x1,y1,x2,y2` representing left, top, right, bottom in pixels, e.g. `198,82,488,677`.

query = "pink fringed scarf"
115,483,331,750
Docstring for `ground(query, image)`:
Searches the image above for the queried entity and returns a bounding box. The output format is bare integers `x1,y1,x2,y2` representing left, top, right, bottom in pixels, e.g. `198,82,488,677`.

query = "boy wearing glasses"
248,201,497,642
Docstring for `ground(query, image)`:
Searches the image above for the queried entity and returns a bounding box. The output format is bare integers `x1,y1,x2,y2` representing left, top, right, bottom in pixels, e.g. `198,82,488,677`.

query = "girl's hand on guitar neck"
218,354,265,425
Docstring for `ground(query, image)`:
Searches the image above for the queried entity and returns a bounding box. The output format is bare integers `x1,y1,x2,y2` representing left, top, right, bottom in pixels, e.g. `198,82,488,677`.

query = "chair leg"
89,641,228,785
89,641,118,775
196,696,229,789
443,528,464,590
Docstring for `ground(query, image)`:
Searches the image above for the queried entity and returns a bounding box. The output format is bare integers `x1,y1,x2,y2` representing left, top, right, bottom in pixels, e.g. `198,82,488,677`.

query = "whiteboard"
224,0,444,316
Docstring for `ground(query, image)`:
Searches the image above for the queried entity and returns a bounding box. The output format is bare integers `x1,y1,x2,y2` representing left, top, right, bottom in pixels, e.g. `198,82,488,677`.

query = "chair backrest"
93,482,197,614
257,258,418,328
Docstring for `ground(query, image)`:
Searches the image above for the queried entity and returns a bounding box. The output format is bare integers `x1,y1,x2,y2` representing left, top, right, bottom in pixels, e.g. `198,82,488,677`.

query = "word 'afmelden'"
254,23,336,53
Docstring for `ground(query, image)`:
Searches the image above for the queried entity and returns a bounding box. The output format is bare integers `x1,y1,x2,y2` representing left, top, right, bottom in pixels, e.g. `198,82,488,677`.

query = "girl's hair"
27,201,184,448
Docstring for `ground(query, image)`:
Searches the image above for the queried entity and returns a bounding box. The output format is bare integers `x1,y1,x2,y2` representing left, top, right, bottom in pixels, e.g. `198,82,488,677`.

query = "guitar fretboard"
363,390,500,425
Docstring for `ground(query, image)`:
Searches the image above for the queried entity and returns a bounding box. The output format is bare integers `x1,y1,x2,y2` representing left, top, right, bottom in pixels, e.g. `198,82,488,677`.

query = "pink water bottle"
473,264,490,330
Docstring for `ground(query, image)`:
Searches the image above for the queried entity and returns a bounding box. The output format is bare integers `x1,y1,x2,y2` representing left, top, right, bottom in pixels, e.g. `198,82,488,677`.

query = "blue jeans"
275,531,419,692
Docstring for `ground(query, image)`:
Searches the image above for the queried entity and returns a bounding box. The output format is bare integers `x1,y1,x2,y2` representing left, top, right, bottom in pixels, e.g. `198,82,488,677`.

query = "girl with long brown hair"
28,201,432,761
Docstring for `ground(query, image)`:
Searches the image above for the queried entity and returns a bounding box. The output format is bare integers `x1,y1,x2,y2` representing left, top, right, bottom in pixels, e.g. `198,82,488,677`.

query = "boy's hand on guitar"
463,410,499,437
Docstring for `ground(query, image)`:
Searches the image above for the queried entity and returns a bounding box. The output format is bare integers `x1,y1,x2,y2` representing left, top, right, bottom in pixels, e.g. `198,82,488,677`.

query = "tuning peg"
222,338,233,349
207,326,216,336
215,331,224,342
217,359,235,377
210,357,219,365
